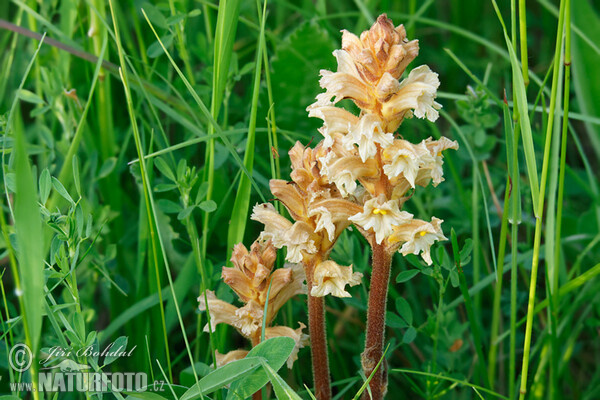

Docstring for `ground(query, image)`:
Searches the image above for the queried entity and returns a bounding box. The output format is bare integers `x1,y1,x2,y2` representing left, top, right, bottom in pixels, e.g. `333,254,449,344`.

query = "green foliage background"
0,0,599,398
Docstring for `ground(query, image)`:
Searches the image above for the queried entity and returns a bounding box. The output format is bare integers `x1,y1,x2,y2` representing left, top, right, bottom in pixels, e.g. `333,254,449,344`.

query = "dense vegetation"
0,0,599,399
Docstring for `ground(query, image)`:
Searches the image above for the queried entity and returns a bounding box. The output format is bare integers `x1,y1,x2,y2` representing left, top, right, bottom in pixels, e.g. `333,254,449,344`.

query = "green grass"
1,0,599,399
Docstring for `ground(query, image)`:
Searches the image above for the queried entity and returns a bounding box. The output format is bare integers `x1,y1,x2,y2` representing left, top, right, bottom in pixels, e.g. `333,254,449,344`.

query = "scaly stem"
362,242,392,400
306,260,332,400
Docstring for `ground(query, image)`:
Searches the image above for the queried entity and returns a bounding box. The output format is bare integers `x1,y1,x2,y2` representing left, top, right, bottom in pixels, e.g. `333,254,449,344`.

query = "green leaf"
226,337,295,400
39,168,51,205
395,298,413,326
72,155,81,197
177,206,196,220
18,89,45,104
166,14,186,26
180,357,263,400
403,327,417,344
98,157,117,179
157,199,182,214
14,99,45,354
52,176,74,204
386,311,408,329
199,200,217,213
154,157,176,182
459,238,474,264
148,34,174,58
141,3,168,29
396,269,420,283
259,359,303,400
499,27,540,216
104,336,128,366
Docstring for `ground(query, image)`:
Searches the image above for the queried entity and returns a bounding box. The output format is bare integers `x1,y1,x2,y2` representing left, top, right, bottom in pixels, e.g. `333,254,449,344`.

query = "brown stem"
362,242,392,400
307,264,332,400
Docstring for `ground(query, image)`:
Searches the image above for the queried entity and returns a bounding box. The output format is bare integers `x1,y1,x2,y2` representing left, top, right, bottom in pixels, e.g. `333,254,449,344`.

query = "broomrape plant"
199,14,455,400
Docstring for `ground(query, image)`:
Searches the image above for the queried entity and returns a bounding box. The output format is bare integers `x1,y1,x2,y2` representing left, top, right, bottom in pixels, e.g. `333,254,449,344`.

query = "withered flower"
198,239,307,368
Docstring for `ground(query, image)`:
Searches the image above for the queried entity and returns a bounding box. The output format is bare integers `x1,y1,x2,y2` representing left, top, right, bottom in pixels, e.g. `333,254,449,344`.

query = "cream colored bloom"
382,139,432,187
423,137,459,186
324,156,378,197
265,323,309,368
198,290,239,333
394,217,447,265
318,50,373,108
310,260,363,298
349,195,413,244
382,65,441,128
234,301,264,337
284,222,317,263
308,106,358,148
251,203,293,248
308,206,336,241
345,113,394,162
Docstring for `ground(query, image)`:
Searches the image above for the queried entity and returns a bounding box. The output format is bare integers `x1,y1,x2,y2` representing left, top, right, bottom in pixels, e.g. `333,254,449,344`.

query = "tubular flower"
390,217,447,265
310,260,363,298
349,195,413,245
198,239,307,367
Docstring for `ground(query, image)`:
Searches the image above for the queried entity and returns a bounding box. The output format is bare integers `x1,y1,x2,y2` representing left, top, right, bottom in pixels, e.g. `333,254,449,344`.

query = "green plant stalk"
168,0,196,86
202,0,242,258
182,210,216,368
362,243,392,400
451,230,490,389
519,0,568,397
488,179,511,388
550,1,571,397
108,1,173,381
226,0,267,265
508,113,522,400
427,273,445,397
46,34,106,212
519,0,529,86
545,39,564,400
262,42,281,183
472,162,481,319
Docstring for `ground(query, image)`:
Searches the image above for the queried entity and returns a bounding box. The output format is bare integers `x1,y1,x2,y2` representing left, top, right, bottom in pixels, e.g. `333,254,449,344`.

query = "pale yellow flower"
251,203,293,248
422,137,459,186
382,139,432,187
198,290,239,333
392,217,447,265
310,260,363,298
345,113,394,162
308,206,336,241
381,65,442,128
349,195,413,244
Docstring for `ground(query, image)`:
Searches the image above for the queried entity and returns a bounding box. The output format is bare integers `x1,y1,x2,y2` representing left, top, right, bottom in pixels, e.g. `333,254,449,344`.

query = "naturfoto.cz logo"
7,342,165,393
